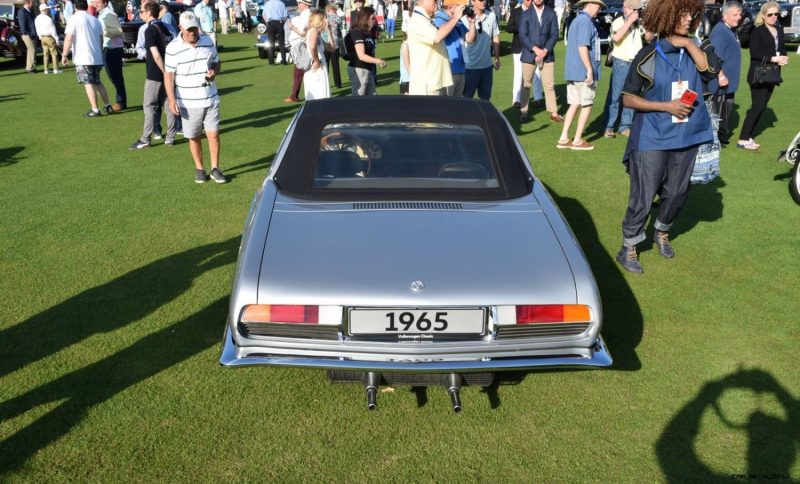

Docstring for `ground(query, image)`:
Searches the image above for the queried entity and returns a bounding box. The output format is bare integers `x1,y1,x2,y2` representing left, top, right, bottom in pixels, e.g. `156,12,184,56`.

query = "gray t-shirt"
462,11,499,70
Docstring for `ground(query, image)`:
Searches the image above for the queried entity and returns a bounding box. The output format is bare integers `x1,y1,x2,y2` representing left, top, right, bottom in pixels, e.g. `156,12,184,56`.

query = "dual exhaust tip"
364,372,463,413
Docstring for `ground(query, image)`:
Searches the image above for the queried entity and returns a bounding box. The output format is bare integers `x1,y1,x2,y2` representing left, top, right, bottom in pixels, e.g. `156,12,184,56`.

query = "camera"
463,5,475,18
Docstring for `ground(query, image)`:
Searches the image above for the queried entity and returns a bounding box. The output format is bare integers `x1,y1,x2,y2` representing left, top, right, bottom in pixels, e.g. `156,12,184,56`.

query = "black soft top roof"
273,96,534,201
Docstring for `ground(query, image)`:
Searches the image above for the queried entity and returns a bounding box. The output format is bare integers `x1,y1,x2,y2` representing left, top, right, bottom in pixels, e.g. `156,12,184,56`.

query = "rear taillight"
515,305,591,324
240,305,319,324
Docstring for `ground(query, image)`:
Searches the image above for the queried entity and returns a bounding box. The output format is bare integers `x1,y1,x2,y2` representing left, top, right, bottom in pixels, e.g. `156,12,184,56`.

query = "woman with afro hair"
615,0,721,273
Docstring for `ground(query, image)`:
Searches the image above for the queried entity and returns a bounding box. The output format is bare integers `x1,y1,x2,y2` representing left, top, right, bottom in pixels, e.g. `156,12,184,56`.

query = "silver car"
220,97,612,411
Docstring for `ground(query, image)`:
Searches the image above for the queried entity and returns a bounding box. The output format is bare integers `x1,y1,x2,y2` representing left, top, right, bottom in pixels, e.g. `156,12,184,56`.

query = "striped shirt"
165,34,220,109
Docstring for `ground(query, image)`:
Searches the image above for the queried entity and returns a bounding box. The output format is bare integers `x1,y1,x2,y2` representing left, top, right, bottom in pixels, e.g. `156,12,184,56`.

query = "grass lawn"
1,31,799,482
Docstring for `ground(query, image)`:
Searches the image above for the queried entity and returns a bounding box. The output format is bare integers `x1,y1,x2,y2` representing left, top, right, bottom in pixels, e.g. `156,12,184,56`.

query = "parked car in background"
219,97,612,412
0,0,25,59
564,0,623,50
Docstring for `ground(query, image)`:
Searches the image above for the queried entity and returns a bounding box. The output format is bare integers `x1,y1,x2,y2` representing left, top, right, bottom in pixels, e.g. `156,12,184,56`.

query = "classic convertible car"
220,97,612,411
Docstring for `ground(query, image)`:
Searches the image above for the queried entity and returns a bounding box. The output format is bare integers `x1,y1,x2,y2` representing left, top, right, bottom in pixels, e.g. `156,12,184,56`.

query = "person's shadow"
656,369,799,483
0,146,24,167
0,237,239,380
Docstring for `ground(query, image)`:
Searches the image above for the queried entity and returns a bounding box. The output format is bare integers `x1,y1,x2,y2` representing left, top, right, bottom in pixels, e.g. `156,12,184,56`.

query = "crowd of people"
15,0,793,269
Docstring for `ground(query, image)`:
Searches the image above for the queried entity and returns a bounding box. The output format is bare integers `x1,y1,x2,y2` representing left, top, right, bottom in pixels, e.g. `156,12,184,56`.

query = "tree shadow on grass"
219,105,297,133
656,368,800,483
217,83,254,96
0,237,239,380
0,146,24,167
0,297,230,476
0,93,25,103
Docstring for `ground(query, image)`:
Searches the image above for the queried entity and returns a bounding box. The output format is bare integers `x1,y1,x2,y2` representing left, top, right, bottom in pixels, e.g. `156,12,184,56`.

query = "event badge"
671,80,688,124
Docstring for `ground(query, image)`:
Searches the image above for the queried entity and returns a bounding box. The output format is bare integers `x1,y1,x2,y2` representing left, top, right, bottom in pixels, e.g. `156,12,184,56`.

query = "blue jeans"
464,66,493,101
385,18,396,38
604,57,634,132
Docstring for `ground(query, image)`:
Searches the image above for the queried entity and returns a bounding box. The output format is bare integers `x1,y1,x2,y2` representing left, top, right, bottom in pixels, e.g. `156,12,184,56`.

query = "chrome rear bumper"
219,328,612,372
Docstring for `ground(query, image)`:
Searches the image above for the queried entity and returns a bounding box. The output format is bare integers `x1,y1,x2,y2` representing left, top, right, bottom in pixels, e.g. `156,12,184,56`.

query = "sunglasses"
766,12,779,17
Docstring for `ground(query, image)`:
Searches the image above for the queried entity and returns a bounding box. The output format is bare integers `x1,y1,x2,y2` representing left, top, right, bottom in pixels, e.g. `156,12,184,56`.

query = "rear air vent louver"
240,322,340,340
494,323,591,340
352,202,463,210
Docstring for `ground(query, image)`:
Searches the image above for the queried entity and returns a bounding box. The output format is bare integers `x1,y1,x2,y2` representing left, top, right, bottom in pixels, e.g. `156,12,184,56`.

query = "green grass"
1,32,799,482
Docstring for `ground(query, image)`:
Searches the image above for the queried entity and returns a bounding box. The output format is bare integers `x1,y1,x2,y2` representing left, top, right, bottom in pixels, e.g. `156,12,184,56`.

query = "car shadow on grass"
0,146,24,167
0,239,239,476
656,369,799,482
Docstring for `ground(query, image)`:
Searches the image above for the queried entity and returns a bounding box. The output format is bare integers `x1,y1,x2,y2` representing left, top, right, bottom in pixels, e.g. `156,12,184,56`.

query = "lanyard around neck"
655,40,684,80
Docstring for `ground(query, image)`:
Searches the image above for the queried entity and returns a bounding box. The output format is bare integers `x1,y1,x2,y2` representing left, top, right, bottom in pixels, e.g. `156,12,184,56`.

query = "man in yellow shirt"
407,0,464,95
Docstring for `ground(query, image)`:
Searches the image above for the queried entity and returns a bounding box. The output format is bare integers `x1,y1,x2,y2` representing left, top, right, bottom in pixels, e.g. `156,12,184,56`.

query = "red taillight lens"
515,305,591,324
241,305,319,324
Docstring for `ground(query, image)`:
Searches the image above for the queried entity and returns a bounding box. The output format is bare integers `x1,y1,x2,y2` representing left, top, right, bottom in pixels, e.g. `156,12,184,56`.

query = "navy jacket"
519,5,558,64
18,6,37,37
707,21,741,94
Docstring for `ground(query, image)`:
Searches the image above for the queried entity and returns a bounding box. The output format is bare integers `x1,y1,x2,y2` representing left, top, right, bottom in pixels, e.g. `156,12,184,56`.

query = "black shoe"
655,230,675,258
195,169,209,184
129,140,150,150
210,167,228,184
83,110,101,118
104,104,114,115
519,112,530,123
616,245,643,273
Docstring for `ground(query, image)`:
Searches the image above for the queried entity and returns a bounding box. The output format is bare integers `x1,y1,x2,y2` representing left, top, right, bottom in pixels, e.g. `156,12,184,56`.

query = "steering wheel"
320,131,375,176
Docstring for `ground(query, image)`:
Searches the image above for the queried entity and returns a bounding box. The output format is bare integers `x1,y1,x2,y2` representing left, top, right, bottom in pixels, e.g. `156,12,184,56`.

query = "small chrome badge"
409,280,425,292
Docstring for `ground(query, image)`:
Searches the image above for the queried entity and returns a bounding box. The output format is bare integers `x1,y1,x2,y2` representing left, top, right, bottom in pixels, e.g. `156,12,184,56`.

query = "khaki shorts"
179,103,220,139
567,81,596,106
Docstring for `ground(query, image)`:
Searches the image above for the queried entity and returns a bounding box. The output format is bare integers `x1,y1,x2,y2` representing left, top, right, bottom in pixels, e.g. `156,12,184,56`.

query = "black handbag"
753,58,782,85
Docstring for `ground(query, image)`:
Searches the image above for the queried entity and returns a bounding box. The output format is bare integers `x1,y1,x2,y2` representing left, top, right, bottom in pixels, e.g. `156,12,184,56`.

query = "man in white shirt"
165,11,227,184
217,0,229,33
284,0,311,102
61,0,113,117
35,4,62,74
406,0,463,95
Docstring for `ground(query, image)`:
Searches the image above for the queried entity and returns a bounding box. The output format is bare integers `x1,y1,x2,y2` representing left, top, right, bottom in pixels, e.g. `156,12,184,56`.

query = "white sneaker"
44,70,50,74
53,69,62,74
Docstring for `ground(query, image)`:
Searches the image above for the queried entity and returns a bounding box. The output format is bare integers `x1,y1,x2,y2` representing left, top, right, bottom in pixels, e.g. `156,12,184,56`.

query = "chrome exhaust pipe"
447,373,463,413
364,372,380,411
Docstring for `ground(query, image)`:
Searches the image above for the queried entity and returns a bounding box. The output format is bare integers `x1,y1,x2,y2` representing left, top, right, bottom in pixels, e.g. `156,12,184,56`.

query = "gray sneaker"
210,167,228,184
655,230,675,258
616,245,643,273
129,140,150,150
195,169,209,184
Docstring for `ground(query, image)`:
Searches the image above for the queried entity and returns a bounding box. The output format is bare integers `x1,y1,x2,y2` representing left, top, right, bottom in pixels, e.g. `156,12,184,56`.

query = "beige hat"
623,0,641,9
39,3,49,11
574,0,607,8
179,11,200,29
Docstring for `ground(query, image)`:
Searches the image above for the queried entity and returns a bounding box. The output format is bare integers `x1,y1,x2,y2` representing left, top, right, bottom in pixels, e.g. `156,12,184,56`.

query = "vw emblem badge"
410,280,425,292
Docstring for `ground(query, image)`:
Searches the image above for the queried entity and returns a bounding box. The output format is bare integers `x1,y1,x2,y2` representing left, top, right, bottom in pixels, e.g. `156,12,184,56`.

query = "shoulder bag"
291,36,313,71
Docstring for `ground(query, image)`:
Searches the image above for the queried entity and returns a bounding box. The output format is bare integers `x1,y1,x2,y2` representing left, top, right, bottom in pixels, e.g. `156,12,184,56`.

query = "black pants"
103,47,126,108
324,49,342,88
710,91,735,143
622,147,698,246
267,20,286,64
740,83,775,141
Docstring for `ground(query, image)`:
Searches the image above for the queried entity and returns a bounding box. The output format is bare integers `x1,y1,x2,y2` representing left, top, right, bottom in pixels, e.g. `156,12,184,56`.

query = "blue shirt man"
564,10,600,82
263,0,288,21
433,1,476,97
706,1,742,143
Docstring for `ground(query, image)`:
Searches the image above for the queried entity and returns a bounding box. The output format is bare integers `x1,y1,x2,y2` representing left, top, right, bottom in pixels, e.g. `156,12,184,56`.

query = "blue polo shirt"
564,11,600,82
433,9,469,74
707,21,741,94
263,0,288,22
623,38,713,152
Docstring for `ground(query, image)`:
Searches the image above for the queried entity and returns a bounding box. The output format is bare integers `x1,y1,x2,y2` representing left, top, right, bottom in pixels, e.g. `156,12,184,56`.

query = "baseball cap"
298,0,312,5
179,11,200,29
39,3,49,10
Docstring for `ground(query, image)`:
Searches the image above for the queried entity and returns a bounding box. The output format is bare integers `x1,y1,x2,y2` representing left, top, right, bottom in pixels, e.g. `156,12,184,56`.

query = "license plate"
349,308,485,335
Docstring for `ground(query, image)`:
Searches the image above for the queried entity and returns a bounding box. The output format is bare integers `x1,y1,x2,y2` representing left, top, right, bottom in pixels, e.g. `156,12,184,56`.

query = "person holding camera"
615,0,720,273
462,0,500,100
601,0,646,138
407,0,464,95
434,0,476,97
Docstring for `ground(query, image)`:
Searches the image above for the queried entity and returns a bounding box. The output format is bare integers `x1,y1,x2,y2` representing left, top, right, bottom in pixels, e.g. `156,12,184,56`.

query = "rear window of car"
313,123,499,190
